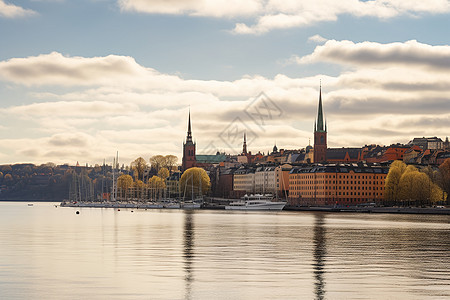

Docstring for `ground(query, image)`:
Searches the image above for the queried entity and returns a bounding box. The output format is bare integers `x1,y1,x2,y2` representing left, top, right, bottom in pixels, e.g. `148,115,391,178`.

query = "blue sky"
1,0,450,165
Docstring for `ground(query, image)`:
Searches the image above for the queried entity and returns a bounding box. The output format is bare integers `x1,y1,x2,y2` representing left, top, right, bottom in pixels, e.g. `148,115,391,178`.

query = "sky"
1,0,450,166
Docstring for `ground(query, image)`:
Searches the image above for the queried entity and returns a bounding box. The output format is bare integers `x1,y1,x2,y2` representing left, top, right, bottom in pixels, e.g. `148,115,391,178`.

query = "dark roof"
290,163,388,174
195,154,226,163
327,148,361,160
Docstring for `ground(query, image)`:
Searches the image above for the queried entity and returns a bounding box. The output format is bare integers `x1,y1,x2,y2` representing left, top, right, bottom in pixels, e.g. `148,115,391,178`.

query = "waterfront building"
254,166,277,195
289,163,388,206
166,172,182,198
233,168,255,195
275,164,292,198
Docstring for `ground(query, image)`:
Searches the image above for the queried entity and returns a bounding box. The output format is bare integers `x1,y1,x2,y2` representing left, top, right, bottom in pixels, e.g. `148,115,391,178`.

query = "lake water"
0,202,448,300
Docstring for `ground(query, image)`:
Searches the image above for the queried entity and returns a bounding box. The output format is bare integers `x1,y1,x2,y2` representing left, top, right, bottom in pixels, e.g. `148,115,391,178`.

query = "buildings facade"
289,163,388,206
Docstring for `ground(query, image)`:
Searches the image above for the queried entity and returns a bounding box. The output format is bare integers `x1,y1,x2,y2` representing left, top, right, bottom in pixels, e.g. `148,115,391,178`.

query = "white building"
233,168,255,193
254,166,276,195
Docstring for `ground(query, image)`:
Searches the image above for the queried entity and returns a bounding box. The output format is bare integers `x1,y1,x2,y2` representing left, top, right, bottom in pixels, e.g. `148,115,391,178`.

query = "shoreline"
2,200,448,215
284,205,450,215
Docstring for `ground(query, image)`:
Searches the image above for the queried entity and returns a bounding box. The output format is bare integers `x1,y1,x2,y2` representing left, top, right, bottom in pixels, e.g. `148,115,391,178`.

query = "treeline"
0,163,113,201
0,155,180,201
384,159,450,206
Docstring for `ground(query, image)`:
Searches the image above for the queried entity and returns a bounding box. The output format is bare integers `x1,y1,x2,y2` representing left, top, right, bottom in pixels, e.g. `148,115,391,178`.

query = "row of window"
292,174,384,180
290,180,384,185
291,191,382,197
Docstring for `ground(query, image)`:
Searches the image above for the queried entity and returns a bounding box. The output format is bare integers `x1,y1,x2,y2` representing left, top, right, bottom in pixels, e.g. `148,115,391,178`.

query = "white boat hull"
225,202,286,211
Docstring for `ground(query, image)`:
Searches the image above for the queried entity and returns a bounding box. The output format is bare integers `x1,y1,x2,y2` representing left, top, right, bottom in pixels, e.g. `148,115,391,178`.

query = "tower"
242,132,247,155
313,84,327,163
182,109,196,171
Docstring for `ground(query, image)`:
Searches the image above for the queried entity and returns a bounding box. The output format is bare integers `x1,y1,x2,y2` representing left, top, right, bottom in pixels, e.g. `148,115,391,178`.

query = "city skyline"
1,1,450,165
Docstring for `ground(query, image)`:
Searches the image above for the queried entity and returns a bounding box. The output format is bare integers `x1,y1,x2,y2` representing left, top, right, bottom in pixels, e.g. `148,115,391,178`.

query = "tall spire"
316,83,325,132
242,132,247,155
186,108,193,143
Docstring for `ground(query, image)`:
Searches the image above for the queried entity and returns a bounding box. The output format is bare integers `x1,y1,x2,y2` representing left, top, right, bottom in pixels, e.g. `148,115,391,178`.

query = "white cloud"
1,41,450,165
308,34,327,44
0,0,36,18
117,0,450,34
118,0,262,18
296,40,450,70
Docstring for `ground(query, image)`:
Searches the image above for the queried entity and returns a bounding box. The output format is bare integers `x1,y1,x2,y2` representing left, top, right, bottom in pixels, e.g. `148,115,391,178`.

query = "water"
0,202,448,300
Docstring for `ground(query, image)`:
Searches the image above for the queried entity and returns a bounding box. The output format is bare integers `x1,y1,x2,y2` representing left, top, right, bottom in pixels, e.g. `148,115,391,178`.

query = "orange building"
364,144,410,163
289,164,388,206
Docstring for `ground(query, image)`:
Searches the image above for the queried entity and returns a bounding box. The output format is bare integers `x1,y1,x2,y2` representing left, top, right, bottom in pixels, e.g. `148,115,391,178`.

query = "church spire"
242,132,247,155
186,108,193,143
316,83,325,132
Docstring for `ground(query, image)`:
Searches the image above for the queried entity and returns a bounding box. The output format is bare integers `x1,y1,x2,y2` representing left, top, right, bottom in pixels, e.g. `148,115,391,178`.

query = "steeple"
242,132,247,155
313,82,327,163
186,108,193,143
316,83,325,133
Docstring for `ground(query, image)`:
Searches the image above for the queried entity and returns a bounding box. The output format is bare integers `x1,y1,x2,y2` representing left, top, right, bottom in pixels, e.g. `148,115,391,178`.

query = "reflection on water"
0,202,449,300
183,211,194,300
313,213,326,300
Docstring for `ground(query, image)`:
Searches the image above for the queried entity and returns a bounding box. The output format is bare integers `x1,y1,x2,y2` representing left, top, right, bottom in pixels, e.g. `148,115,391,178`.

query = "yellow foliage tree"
133,179,145,201
158,167,170,180
439,158,450,203
384,160,408,204
131,157,148,181
148,175,165,200
180,167,210,199
117,174,133,201
149,155,165,172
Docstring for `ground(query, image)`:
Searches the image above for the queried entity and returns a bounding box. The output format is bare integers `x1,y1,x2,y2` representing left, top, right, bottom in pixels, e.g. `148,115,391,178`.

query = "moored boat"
225,194,286,211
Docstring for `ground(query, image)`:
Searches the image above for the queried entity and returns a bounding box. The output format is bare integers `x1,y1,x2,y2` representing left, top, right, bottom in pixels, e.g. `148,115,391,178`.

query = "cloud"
295,40,450,70
2,101,139,117
1,41,450,165
117,0,450,34
0,0,36,18
308,34,327,44
0,52,149,86
118,0,262,18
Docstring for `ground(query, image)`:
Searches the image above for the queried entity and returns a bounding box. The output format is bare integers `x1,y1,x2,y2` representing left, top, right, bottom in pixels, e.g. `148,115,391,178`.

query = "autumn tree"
131,157,148,181
133,180,145,201
384,160,407,204
158,167,170,180
149,155,165,172
117,174,133,201
148,175,165,200
180,167,210,199
387,161,444,206
3,173,13,185
439,158,450,203
165,155,178,173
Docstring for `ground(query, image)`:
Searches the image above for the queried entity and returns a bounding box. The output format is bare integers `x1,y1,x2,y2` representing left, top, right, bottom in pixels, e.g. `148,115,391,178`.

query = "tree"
3,173,13,185
150,155,165,172
148,175,165,200
165,155,178,172
133,180,145,201
0,165,12,173
180,167,210,199
158,168,170,180
117,174,133,201
131,157,148,181
439,158,450,203
384,160,408,204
